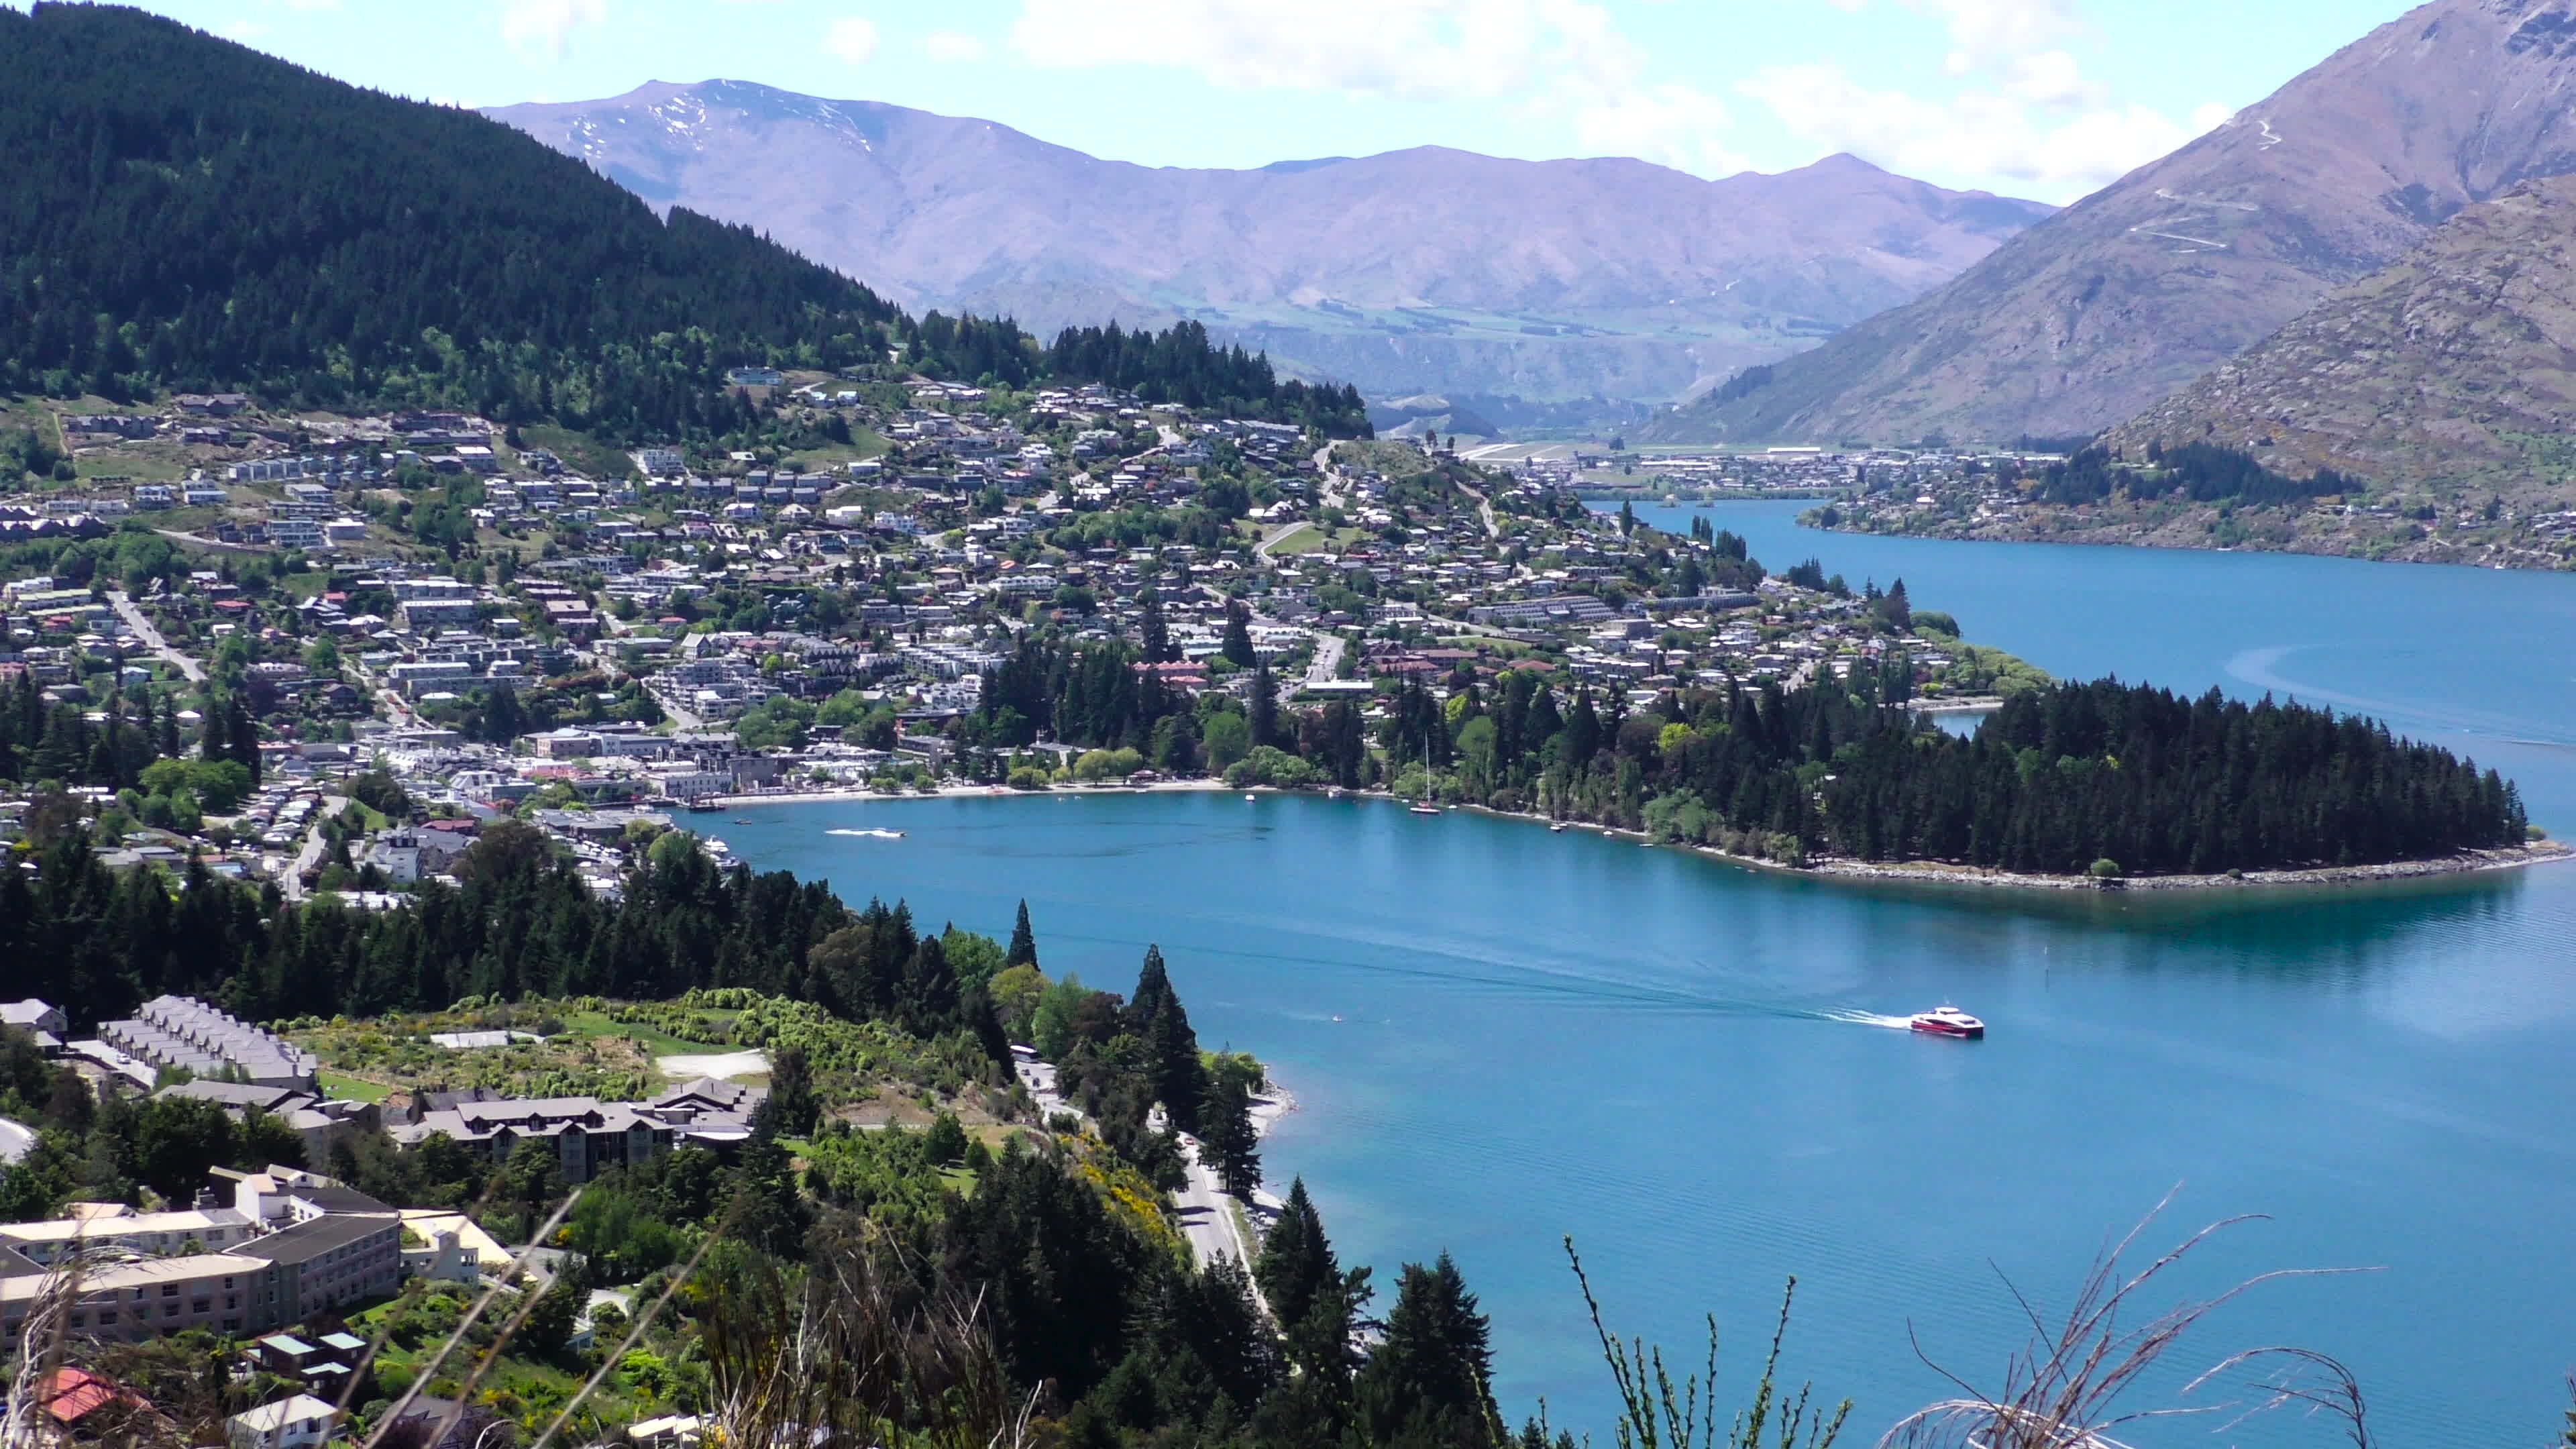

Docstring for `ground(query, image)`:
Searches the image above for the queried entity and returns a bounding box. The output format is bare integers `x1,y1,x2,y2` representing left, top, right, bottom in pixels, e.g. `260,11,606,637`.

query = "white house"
0,1000,66,1036
227,1395,339,1449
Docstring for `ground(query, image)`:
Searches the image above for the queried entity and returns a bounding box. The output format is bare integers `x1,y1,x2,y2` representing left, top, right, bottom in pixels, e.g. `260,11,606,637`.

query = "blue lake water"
718,504,2576,1448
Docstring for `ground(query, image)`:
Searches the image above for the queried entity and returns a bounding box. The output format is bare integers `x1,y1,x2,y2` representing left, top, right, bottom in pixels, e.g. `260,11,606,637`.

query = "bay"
718,503,2576,1448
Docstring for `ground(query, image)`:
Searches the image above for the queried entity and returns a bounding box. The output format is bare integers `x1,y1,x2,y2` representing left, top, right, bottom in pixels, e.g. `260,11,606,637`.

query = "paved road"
1168,1132,1254,1267
1302,633,1346,689
282,796,354,902
0,1116,34,1166
152,527,268,555
1311,444,1348,512
1014,1049,1250,1267
1254,521,1313,561
107,590,204,682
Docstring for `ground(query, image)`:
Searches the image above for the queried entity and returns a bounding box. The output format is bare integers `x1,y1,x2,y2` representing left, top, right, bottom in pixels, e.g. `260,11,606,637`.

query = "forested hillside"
0,821,1648,1448
0,5,1369,441
0,5,898,437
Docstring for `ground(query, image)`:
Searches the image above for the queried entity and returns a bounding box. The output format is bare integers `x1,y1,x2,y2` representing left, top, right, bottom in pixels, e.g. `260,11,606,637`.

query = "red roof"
42,1367,140,1425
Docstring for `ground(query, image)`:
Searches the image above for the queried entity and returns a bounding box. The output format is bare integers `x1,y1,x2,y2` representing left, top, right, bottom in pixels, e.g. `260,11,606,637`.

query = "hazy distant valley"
487,81,2052,428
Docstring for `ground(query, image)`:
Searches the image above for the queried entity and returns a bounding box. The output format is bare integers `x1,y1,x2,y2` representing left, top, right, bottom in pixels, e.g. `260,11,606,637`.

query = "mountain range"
2105,174,2576,498
1666,0,2576,446
485,82,2053,413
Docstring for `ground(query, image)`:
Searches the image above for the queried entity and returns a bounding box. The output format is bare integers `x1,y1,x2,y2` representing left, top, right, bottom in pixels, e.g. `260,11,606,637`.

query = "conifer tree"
1007,899,1039,968
1222,598,1256,667
1197,1073,1260,1198
1249,664,1279,751
1355,1253,1498,1448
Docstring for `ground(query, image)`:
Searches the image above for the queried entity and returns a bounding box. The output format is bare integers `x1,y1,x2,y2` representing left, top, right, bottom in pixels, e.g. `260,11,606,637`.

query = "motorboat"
1549,822,1568,833
1909,1005,1985,1039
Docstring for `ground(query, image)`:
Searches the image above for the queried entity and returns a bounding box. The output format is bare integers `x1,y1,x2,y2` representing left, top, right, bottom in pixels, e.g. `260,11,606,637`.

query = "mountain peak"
1665,0,2576,445
486,83,2051,409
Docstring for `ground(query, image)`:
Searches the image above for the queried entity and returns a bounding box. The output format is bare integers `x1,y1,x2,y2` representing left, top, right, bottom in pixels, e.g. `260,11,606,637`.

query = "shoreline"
1799,515,2574,574
699,778,1236,808
698,778,2572,894
1462,802,2574,892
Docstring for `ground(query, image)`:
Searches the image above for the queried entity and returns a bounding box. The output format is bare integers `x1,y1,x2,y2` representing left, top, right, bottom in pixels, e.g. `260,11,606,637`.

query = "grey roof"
99,996,316,1085
233,1211,398,1265
0,1000,58,1028
156,1080,313,1112
286,1184,395,1217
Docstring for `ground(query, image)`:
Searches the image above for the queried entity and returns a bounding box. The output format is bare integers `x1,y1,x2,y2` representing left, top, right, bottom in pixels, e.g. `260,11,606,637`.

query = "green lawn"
555,1010,731,1057
319,1070,390,1102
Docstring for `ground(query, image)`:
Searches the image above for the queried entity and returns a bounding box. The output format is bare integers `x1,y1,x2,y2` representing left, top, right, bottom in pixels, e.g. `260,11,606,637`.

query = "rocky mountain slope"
2105,175,2576,499
486,81,2049,411
1664,0,2576,446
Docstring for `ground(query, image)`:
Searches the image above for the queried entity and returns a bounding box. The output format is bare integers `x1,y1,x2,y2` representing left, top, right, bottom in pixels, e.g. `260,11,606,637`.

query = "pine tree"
1222,598,1256,667
1138,589,1174,663
1249,664,1279,750
1256,1178,1335,1329
1355,1254,1497,1448
1197,1073,1260,1198
1007,899,1038,968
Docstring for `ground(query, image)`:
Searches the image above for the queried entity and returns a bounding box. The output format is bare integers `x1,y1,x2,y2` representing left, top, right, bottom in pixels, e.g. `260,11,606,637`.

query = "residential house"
227,1394,339,1449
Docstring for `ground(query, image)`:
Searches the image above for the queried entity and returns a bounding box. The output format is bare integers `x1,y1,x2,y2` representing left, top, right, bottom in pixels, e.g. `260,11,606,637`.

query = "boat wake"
826,828,908,840
1818,1009,1920,1031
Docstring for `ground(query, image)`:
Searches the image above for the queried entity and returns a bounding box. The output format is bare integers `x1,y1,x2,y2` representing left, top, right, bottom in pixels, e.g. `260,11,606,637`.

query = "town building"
386,1078,765,1183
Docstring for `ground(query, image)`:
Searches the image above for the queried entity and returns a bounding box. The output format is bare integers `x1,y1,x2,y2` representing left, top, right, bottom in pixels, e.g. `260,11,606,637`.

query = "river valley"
719,503,2576,1448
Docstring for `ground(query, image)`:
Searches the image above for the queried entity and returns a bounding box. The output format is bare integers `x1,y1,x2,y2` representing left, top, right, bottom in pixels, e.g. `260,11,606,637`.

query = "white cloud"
1574,85,1748,175
219,18,270,39
1009,0,1643,105
1913,0,2084,69
499,0,605,61
280,0,340,11
822,15,880,64
1741,61,2207,197
1007,0,1748,176
925,30,990,62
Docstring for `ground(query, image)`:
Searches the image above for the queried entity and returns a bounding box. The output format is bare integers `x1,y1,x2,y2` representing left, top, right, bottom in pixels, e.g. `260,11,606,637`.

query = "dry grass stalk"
1567,1236,1851,1449
358,1189,585,1449
1878,1190,2377,1449
523,1219,733,1449
701,1223,1037,1449
3,1248,101,1449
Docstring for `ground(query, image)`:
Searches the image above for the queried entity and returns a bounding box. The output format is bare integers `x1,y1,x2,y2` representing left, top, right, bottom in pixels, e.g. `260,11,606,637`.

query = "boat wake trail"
826,828,907,840
1818,1009,1918,1031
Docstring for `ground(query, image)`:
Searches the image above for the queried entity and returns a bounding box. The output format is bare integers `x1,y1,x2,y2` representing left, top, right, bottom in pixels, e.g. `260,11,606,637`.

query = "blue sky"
83,0,2414,203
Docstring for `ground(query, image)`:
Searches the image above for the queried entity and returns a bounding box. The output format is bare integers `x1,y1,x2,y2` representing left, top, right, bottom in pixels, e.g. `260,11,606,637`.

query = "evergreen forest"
0,823,1649,1449
2031,443,2351,507
973,643,2527,877
0,5,1371,441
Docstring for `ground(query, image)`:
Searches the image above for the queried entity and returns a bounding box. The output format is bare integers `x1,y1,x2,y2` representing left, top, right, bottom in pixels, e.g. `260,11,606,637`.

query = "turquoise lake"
717,503,2576,1448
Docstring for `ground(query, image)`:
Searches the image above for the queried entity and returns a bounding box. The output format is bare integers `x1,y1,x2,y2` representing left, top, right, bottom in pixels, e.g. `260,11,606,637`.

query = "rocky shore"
1791,839,2574,891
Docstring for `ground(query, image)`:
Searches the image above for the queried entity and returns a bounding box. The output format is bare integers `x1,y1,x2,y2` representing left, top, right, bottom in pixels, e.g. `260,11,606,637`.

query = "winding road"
1014,1047,1252,1267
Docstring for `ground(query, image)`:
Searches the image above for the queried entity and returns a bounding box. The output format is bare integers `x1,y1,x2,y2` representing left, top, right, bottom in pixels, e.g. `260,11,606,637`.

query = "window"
97,1311,115,1324
162,1283,179,1296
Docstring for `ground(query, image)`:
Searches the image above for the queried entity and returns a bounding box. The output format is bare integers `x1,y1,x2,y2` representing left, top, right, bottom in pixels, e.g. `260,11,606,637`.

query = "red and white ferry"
1909,1005,1985,1039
